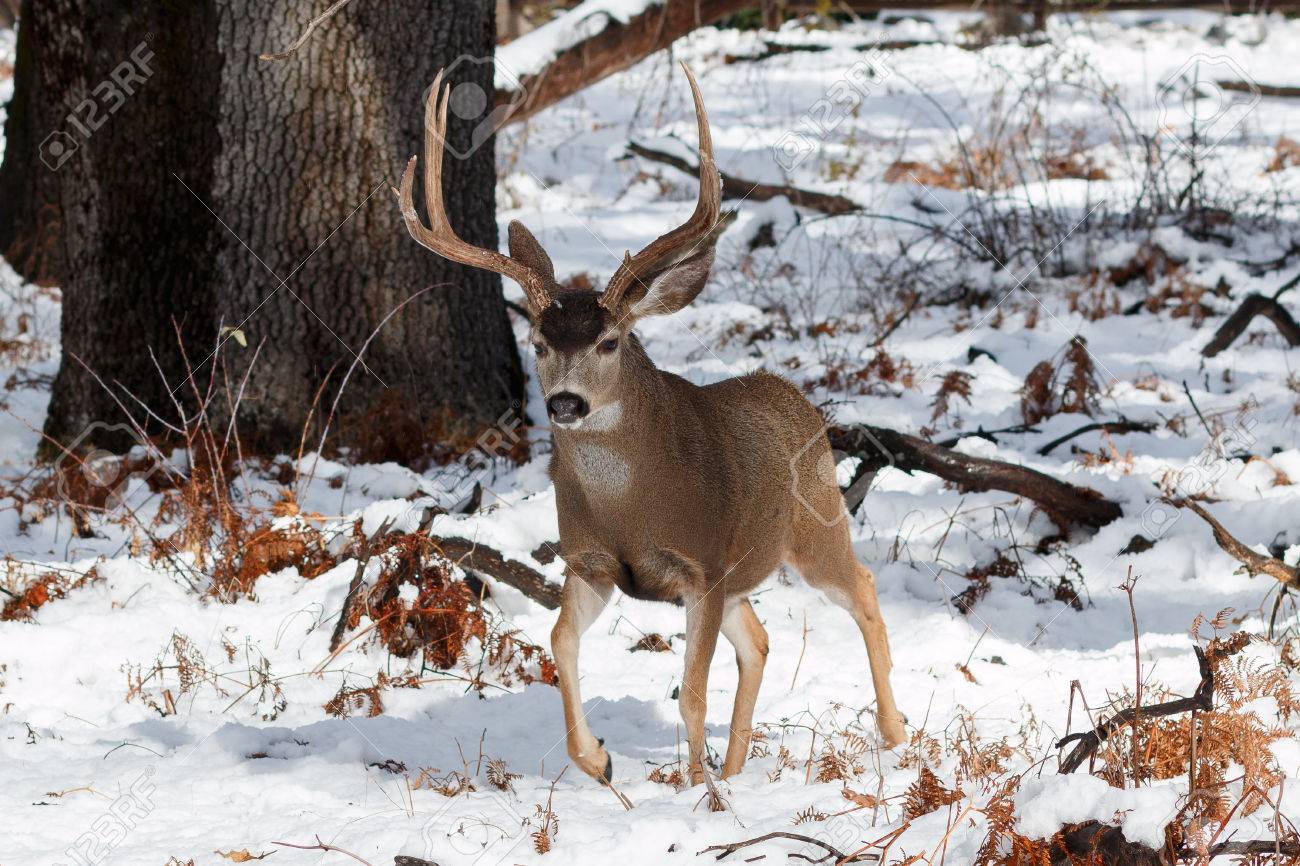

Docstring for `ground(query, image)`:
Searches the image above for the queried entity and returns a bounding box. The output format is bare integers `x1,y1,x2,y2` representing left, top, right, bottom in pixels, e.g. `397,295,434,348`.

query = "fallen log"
496,0,752,127
1201,293,1300,357
1217,79,1300,98
1052,822,1163,866
1172,498,1300,590
436,536,563,609
1042,820,1300,865
830,424,1123,530
626,140,861,215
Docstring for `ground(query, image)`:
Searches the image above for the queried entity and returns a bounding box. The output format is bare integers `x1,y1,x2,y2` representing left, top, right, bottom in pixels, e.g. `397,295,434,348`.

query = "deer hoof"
602,752,613,783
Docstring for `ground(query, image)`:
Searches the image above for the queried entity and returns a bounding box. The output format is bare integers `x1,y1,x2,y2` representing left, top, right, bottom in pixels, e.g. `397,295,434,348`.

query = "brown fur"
396,64,904,793
534,293,907,787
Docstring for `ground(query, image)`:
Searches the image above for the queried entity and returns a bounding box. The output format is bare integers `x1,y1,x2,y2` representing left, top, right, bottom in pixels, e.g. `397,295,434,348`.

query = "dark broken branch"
1057,646,1214,773
1206,839,1300,857
830,424,1123,530
329,516,396,652
497,0,753,127
627,141,861,215
436,536,563,609
1201,293,1300,357
1172,498,1300,590
935,422,1040,448
1036,418,1157,456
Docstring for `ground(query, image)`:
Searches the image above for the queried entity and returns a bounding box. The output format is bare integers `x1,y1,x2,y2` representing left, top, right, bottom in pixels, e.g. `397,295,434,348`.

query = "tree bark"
27,0,523,460
0,0,64,284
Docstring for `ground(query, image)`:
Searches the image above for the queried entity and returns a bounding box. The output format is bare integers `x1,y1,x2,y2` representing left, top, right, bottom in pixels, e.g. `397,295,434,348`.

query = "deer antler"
600,63,723,313
395,70,552,313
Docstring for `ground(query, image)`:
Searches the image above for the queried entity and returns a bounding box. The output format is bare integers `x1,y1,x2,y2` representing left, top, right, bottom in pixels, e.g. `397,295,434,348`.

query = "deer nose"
547,392,589,424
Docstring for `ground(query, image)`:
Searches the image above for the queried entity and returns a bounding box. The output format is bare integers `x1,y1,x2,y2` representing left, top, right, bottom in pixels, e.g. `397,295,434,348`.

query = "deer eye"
533,343,548,358
597,337,619,354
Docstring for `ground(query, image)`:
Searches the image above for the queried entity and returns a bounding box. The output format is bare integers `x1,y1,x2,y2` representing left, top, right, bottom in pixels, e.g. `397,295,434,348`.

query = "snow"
497,0,663,84
4,10,1300,866
1015,775,1184,848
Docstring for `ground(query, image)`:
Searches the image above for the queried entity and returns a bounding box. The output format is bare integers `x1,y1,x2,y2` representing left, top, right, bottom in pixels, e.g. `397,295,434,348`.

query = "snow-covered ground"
4,10,1300,865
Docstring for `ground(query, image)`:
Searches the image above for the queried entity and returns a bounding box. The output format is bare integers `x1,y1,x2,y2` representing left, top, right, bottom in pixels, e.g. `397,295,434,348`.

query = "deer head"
395,63,725,429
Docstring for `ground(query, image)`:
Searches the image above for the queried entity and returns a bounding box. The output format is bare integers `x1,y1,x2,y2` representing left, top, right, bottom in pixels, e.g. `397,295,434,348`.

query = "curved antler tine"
601,63,723,312
422,69,446,217
681,61,721,213
394,68,552,314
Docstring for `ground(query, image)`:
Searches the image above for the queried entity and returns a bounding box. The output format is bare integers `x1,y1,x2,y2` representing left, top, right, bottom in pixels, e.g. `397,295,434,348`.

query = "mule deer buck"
397,64,905,793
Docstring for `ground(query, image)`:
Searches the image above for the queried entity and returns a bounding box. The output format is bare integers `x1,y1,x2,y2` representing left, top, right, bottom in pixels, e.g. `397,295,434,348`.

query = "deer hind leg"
681,590,725,786
719,598,768,779
790,532,907,748
551,566,614,782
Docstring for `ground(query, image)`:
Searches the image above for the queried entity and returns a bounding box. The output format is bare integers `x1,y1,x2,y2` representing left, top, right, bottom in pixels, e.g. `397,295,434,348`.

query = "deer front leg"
719,598,768,779
681,590,725,786
551,568,613,782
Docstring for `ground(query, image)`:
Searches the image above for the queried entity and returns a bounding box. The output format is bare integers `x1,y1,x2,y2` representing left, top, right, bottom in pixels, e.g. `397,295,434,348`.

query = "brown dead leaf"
215,850,273,862
956,663,979,684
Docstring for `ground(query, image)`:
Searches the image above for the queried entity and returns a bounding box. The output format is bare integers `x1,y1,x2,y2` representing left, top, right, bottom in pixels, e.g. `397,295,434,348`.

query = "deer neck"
551,339,668,492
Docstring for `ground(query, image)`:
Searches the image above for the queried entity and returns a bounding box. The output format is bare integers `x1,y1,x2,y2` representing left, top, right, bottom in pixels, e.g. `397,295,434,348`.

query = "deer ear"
628,248,715,319
507,221,556,286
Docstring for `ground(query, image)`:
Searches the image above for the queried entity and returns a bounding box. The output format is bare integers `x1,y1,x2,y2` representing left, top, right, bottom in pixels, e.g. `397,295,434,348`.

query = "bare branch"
831,424,1123,530
260,0,358,62
1201,293,1300,357
627,140,861,216
1172,498,1300,589
272,835,373,865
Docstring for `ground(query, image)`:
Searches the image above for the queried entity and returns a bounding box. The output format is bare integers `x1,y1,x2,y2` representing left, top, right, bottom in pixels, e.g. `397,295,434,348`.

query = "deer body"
397,65,905,797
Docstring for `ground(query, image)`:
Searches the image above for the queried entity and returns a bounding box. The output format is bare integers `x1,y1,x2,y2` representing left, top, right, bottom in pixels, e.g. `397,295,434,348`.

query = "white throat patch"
580,401,623,432
571,441,630,495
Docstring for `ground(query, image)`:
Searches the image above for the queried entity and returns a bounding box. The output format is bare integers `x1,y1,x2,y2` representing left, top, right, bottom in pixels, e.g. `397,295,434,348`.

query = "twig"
271,835,372,865
789,611,808,691
935,423,1040,449
698,831,876,863
1035,418,1157,456
260,0,358,61
1119,567,1141,785
1181,380,1214,441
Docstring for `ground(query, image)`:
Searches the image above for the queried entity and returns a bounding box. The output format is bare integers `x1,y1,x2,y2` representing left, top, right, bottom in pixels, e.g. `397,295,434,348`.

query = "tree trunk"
0,0,64,284
31,0,522,460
